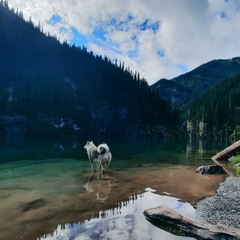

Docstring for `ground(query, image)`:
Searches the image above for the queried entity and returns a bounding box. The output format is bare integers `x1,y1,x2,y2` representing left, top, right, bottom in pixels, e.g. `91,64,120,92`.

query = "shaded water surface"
0,137,228,240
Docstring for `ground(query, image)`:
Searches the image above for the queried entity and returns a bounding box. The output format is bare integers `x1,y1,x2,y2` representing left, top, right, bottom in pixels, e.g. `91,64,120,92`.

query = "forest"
2,0,240,141
152,56,240,140
0,1,180,139
185,74,240,140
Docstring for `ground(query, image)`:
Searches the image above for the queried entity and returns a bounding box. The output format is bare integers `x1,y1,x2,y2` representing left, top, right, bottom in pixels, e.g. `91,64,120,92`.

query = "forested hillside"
185,74,240,140
0,1,179,138
151,58,240,105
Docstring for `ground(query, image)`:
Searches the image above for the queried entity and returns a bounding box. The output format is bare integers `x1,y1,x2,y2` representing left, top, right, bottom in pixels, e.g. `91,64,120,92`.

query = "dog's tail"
97,143,110,154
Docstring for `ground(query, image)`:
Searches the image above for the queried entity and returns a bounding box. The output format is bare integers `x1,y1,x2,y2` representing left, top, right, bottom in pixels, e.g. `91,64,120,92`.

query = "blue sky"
70,27,88,47
7,0,240,85
47,14,61,26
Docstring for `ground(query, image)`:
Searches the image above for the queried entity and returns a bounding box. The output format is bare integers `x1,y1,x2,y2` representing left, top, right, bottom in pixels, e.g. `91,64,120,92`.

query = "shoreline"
195,176,240,230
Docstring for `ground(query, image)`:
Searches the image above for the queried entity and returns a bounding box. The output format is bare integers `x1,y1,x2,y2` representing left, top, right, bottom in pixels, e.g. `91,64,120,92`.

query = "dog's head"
84,141,95,150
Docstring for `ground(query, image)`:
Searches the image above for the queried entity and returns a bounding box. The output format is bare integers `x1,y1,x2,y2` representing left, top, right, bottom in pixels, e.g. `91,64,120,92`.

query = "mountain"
151,58,240,105
0,1,179,138
184,73,240,139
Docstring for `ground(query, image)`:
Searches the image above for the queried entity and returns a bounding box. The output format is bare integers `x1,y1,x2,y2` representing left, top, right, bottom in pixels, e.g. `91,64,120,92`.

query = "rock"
144,206,240,240
228,156,235,162
234,163,240,168
19,198,46,212
196,165,225,174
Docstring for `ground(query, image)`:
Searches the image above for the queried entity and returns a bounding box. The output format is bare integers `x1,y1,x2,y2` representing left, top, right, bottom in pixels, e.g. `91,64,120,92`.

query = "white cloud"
7,0,240,85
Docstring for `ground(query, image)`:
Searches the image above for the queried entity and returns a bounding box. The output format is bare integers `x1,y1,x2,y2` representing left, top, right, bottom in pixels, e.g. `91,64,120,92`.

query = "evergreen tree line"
185,74,240,139
0,1,180,138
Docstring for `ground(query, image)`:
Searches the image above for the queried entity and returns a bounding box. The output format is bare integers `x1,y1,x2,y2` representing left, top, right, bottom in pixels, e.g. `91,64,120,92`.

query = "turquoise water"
0,137,227,240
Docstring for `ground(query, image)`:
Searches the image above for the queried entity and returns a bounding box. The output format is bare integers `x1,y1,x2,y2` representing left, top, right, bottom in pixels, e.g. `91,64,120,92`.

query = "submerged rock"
196,165,225,174
19,198,46,212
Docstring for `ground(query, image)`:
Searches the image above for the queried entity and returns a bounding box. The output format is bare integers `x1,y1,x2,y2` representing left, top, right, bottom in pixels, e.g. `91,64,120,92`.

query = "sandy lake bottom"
0,158,227,240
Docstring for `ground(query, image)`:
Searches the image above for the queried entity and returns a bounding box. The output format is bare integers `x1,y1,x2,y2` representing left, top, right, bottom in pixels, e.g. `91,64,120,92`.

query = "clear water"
0,136,228,240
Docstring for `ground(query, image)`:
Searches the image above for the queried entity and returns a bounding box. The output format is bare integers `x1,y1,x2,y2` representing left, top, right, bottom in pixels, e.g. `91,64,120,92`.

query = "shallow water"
0,137,228,240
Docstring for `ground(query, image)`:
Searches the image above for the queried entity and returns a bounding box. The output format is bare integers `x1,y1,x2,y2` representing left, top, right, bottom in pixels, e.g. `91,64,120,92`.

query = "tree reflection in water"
40,183,196,240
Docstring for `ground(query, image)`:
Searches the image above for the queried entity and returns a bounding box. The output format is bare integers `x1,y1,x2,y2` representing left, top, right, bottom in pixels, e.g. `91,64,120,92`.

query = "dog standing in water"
84,141,99,170
84,141,112,172
97,143,112,172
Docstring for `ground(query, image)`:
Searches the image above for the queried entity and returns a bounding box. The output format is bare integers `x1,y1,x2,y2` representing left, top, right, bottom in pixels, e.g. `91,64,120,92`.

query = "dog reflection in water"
83,170,112,202
84,141,112,173
83,141,112,201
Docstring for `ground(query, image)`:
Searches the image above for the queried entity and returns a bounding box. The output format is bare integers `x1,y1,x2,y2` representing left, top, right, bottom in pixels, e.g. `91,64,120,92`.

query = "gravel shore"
196,176,240,230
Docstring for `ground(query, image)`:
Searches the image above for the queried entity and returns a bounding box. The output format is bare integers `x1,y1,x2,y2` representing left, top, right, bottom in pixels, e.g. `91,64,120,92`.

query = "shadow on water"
0,137,228,239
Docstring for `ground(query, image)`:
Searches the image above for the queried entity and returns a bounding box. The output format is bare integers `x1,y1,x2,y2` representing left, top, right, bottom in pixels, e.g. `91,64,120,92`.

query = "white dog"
84,141,99,170
97,143,112,172
84,141,112,172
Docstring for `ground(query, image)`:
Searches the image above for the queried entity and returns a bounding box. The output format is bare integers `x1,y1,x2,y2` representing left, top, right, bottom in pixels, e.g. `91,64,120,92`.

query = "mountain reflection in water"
0,138,228,240
40,189,195,240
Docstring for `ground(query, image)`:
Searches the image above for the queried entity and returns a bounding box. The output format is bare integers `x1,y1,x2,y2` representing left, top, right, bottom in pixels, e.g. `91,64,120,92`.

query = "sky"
7,0,240,85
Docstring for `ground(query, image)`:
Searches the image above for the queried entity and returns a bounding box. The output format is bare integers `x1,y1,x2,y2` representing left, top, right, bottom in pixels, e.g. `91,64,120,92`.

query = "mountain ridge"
151,57,240,105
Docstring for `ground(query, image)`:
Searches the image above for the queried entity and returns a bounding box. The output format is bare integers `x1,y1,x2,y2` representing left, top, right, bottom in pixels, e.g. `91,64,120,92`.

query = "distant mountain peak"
151,57,240,105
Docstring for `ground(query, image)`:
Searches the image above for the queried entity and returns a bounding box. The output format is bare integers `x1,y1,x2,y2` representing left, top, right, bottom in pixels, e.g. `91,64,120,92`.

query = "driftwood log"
144,206,240,240
212,140,240,161
210,140,240,176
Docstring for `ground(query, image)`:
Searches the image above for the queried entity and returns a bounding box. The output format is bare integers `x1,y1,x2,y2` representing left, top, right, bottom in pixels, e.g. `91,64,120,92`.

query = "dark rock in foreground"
144,206,240,239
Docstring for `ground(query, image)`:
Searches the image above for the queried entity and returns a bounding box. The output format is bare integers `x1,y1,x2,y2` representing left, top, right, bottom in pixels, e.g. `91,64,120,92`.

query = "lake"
0,136,228,240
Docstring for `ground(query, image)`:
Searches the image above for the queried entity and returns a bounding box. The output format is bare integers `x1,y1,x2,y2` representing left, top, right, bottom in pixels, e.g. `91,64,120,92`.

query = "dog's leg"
107,152,112,172
96,159,101,171
90,159,94,171
106,160,109,172
105,154,111,172
98,156,104,175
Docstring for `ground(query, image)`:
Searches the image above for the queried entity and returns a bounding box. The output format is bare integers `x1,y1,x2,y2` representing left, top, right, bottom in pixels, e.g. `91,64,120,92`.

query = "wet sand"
0,162,227,240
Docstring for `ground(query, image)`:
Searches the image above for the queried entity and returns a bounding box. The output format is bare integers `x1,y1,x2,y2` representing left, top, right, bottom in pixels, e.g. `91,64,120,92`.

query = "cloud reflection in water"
40,189,196,240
